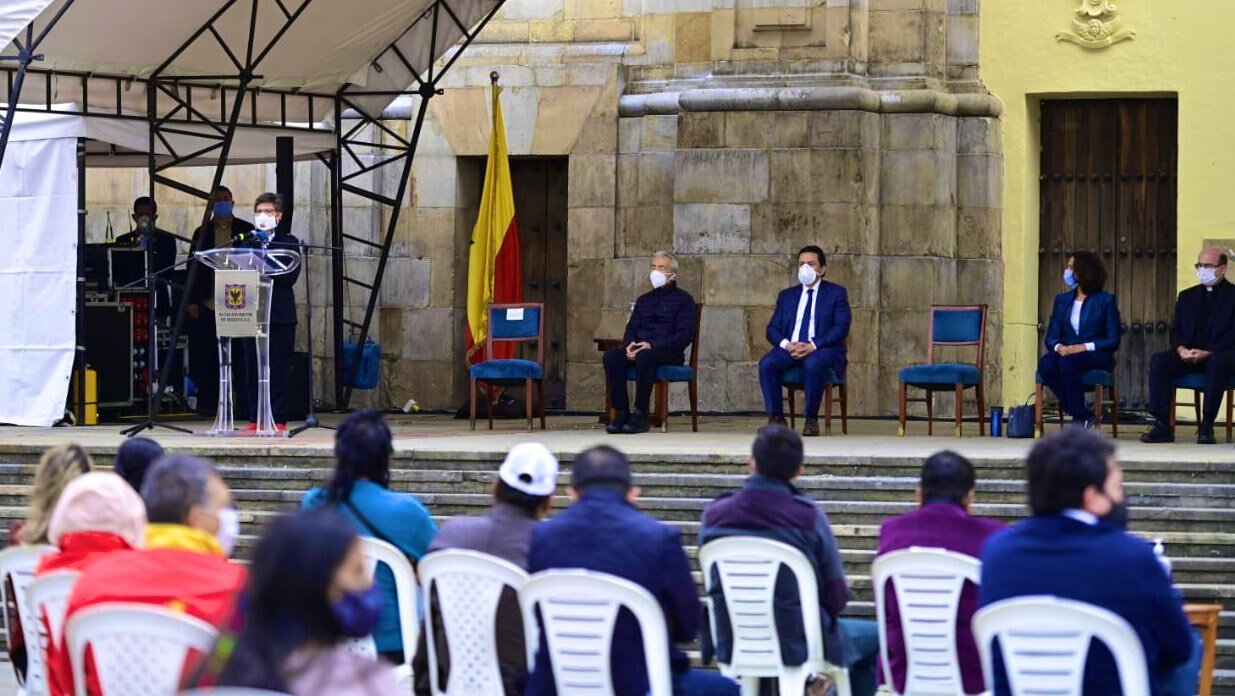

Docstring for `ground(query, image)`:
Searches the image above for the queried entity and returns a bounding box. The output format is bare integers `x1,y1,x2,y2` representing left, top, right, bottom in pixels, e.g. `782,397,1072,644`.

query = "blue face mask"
331,584,382,638
212,200,234,218
1063,268,1077,289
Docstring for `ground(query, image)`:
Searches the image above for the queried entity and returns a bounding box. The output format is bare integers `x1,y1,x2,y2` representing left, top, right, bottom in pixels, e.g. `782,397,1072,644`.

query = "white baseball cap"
498,443,560,496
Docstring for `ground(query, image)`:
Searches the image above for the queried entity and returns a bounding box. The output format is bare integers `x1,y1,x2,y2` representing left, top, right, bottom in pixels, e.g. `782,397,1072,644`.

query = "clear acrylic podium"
195,247,301,437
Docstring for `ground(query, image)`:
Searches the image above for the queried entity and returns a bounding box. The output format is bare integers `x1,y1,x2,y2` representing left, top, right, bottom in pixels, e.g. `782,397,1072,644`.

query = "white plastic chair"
419,549,530,696
698,537,852,696
871,547,984,696
972,595,1150,696
26,570,82,694
65,602,219,696
519,569,673,696
347,537,420,683
0,544,57,694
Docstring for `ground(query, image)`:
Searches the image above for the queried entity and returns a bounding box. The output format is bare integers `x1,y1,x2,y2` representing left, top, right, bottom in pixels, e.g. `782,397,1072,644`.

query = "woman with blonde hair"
18,443,95,545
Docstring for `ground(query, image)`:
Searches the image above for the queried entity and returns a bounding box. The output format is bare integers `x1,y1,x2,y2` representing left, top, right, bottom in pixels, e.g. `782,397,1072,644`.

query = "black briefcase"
1006,404,1035,438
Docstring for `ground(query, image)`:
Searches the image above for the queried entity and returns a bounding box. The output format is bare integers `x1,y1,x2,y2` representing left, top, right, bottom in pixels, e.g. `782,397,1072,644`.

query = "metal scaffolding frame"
0,0,508,421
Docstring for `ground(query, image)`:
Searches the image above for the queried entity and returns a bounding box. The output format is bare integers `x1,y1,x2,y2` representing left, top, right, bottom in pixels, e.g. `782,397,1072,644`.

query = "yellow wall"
982,0,1235,402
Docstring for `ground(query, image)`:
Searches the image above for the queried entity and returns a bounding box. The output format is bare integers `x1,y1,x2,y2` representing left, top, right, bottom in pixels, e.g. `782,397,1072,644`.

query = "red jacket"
50,546,246,696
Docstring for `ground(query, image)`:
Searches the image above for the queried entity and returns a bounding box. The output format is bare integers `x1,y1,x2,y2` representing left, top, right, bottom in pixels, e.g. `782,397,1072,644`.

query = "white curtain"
0,136,77,426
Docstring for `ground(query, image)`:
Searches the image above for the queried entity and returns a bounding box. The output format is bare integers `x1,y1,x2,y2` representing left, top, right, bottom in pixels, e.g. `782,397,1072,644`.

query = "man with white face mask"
235,192,301,432
758,245,851,436
1143,246,1235,444
602,251,697,434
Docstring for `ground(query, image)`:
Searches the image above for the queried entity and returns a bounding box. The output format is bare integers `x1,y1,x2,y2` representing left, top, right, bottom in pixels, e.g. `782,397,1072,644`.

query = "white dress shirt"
1062,508,1099,526
780,283,819,350
1059,299,1096,352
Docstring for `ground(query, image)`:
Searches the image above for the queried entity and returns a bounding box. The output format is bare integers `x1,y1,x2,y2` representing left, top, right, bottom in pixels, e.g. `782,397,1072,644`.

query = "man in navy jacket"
603,251,696,434
980,429,1199,696
759,245,851,436
525,446,738,696
1142,247,1235,444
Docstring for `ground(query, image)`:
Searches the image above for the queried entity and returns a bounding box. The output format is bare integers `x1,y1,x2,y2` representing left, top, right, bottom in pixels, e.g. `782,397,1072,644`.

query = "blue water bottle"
990,406,1003,437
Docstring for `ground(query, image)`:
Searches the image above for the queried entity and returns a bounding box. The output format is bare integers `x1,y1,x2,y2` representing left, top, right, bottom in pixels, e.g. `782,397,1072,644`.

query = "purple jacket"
876,502,1005,695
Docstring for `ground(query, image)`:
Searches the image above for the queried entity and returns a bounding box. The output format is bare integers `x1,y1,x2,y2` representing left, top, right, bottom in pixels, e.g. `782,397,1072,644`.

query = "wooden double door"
1038,99,1178,410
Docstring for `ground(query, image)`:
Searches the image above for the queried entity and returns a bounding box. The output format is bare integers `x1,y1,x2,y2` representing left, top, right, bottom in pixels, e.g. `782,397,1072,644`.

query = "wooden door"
510,158,569,410
1038,99,1178,410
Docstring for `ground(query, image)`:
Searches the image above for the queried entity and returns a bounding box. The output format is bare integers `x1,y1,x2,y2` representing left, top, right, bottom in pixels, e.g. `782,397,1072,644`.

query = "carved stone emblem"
1056,0,1135,48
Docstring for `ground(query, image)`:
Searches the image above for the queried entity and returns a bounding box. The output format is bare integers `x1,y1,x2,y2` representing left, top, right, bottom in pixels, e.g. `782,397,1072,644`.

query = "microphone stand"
289,237,335,438
119,226,192,437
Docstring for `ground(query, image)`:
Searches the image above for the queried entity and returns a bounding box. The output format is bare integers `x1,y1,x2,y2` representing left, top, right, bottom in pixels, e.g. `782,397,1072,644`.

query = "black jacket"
187,217,255,306
1172,280,1235,352
114,228,178,317
245,230,301,326
622,282,696,356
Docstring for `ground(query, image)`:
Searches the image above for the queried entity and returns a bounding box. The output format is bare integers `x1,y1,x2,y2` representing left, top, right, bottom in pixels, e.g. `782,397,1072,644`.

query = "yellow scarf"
144,523,224,557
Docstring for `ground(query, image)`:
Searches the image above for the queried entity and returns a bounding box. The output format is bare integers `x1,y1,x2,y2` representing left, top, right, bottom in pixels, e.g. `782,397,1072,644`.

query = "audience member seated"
1142,246,1235,444
36,471,146,696
980,429,1201,696
700,425,879,696
213,510,398,696
759,245,852,436
526,445,738,696
113,437,164,492
6,443,94,684
1037,251,1121,429
414,442,559,696
602,251,697,434
875,451,1004,695
53,455,247,696
302,409,437,664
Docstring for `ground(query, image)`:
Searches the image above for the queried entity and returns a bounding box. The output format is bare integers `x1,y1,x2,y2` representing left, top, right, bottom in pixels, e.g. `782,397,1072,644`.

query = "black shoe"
1139,422,1175,443
767,415,788,427
1197,424,1217,445
621,410,650,434
1070,417,1095,430
802,418,820,437
606,411,629,434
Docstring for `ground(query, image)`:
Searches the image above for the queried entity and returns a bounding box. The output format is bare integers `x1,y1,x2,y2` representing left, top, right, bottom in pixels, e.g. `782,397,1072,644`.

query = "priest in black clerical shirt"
1142,246,1235,444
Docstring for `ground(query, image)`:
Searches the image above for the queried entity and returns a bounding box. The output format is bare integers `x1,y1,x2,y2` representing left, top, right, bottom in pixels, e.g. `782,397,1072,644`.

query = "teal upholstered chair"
783,368,848,435
1034,364,1120,437
1170,373,1235,442
897,305,988,437
625,303,703,433
468,303,546,431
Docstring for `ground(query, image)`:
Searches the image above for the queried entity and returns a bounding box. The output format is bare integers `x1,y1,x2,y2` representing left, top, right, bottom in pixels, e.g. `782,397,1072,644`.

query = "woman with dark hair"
215,509,397,695
301,409,436,664
1038,251,1122,427
113,437,164,492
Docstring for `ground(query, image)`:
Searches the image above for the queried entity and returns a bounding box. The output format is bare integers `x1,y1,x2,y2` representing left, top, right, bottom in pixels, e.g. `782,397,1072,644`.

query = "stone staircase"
0,445,1232,693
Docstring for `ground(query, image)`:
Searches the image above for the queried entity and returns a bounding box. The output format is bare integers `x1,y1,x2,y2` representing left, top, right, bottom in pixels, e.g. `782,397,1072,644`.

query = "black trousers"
603,347,684,413
186,308,219,415
237,323,297,424
1149,349,1235,426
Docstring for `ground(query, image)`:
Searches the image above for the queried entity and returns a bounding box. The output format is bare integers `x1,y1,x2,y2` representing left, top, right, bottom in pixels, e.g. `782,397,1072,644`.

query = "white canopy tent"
0,0,506,426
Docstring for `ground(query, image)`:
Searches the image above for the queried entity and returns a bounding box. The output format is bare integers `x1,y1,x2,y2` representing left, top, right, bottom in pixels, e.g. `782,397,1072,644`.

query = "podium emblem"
225,284,247,309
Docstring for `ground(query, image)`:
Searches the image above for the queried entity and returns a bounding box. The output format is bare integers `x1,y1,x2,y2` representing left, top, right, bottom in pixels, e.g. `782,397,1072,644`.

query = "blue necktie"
795,288,814,343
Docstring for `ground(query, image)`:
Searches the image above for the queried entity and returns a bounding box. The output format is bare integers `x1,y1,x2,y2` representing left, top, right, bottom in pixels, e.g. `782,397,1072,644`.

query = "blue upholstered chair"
1170,373,1235,442
783,368,848,435
625,303,703,433
468,303,546,431
1033,364,1120,437
897,305,988,437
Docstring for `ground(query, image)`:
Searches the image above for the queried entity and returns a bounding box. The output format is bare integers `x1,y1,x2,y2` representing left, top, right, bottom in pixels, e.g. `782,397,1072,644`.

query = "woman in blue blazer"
1039,251,1122,427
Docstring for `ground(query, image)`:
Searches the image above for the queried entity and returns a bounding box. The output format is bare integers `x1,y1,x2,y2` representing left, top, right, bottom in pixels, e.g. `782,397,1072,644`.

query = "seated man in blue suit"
981,429,1200,696
1037,251,1121,428
758,245,851,436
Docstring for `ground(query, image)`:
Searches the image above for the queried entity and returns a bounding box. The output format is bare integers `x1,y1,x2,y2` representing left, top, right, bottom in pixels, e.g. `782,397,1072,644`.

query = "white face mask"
798,264,818,286
1198,267,1219,286
254,212,278,232
215,507,240,556
650,270,670,289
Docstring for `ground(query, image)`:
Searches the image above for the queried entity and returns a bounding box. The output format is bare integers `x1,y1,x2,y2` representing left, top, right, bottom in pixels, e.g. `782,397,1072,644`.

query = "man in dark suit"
603,251,696,434
525,446,738,696
1142,247,1235,444
114,196,179,319
876,451,1005,696
235,192,300,431
758,245,851,436
185,185,254,416
980,429,1200,696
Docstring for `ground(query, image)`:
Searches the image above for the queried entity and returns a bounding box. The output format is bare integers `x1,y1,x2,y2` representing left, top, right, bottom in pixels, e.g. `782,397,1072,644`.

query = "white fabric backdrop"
0,135,77,426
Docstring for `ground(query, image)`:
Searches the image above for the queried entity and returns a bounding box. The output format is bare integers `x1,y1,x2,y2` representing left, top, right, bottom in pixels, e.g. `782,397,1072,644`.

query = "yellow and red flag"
466,77,522,363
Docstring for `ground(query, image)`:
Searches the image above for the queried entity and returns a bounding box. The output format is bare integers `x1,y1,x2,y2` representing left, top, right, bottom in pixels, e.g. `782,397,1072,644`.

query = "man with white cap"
413,442,560,696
